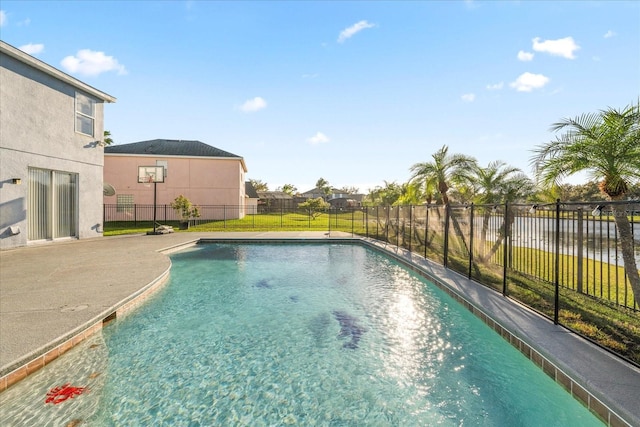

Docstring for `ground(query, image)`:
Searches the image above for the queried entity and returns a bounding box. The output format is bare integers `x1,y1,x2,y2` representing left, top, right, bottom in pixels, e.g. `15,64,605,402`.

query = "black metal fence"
360,202,639,312
105,200,639,311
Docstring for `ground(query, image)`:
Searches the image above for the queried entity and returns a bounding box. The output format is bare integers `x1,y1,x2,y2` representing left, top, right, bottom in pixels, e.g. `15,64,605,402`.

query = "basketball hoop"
137,165,164,235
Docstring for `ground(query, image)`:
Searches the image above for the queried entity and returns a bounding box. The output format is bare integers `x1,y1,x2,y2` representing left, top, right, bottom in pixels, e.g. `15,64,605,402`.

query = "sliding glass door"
28,168,78,241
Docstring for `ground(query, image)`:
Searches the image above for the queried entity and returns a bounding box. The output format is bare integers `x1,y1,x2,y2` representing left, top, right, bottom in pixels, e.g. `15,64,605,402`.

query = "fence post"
443,204,450,268
409,206,413,252
134,204,138,226
425,205,429,259
351,208,355,235
396,207,400,249
376,206,379,240
502,202,509,296
468,203,474,279
577,208,584,294
365,207,369,237
385,207,389,243
554,199,561,324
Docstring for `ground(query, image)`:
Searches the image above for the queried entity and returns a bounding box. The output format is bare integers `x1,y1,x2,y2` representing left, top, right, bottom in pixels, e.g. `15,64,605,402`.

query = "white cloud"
461,93,475,102
338,20,375,43
517,50,534,61
0,10,6,26
239,97,267,113
532,36,580,59
464,0,480,9
486,82,504,90
308,132,330,145
19,43,44,55
604,30,616,39
61,49,127,76
510,72,550,92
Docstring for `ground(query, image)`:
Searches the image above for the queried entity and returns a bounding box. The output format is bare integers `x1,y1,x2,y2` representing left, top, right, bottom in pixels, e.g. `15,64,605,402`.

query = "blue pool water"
0,243,603,426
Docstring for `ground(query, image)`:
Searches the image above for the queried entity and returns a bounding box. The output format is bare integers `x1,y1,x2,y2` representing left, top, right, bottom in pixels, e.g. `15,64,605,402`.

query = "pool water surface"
1,243,603,426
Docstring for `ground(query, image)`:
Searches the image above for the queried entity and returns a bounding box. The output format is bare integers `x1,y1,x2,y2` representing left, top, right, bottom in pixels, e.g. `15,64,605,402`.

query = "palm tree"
280,184,297,196
395,181,424,206
103,130,113,146
531,102,640,303
467,161,534,261
410,145,477,254
366,181,403,206
249,179,269,192
410,145,477,204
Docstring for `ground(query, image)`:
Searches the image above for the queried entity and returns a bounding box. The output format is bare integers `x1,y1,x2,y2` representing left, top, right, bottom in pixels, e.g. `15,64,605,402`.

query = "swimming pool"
0,243,603,426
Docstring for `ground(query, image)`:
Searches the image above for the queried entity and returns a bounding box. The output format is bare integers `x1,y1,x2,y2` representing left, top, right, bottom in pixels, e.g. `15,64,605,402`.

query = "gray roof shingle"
245,181,259,198
105,139,241,158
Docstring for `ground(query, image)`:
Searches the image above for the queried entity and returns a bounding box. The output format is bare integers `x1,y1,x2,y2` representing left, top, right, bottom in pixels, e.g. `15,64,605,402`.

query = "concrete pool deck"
0,232,638,426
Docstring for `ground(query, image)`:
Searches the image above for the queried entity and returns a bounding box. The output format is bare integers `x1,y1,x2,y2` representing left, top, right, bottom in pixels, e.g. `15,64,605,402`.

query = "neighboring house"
0,40,116,250
257,191,294,211
245,181,259,214
299,187,356,201
103,139,248,220
300,187,334,200
327,196,360,209
299,187,363,207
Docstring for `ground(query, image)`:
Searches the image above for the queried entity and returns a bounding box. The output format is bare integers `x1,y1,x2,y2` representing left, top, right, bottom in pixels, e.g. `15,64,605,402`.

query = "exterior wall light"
12,178,21,185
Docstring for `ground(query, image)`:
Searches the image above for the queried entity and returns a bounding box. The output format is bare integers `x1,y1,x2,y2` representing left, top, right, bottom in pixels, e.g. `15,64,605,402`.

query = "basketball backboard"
137,166,165,183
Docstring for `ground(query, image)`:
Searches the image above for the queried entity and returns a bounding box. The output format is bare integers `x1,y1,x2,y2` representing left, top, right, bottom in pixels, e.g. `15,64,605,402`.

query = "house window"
75,92,95,137
117,194,134,213
28,168,78,241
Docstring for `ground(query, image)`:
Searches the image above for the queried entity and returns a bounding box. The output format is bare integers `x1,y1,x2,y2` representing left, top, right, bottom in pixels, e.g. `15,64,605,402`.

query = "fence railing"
104,200,638,309
105,200,639,362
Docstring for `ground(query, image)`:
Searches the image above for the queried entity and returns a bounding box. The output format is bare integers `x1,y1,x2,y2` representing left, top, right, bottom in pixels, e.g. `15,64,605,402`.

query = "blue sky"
1,1,638,193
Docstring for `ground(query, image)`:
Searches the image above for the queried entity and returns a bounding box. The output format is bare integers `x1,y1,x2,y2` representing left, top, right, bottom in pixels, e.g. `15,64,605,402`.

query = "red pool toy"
45,383,87,404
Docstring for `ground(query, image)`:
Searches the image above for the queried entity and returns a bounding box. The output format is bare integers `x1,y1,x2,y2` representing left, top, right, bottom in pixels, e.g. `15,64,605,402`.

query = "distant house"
104,139,249,220
300,187,357,200
0,40,116,250
257,191,295,211
327,196,360,209
245,181,259,214
299,187,363,208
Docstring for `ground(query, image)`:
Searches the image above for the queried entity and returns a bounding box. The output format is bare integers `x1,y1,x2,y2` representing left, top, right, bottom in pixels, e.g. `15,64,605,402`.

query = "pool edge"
0,265,172,393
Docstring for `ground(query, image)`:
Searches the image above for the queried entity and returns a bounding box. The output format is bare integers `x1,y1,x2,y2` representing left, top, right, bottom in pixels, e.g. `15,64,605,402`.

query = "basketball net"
144,175,153,188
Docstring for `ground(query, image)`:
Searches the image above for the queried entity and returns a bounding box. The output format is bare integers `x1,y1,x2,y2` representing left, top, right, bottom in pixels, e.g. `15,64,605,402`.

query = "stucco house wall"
0,41,115,250
104,139,248,221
